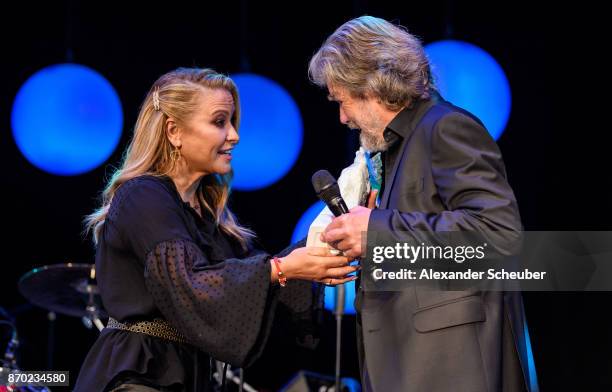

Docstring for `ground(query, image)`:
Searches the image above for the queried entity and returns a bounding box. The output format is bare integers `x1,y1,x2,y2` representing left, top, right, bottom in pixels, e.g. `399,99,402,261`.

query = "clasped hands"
277,205,372,286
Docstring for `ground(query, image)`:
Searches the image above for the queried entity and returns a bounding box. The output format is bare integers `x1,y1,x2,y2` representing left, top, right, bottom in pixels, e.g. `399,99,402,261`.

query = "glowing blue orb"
11,63,123,175
425,40,511,140
292,200,356,314
230,73,303,190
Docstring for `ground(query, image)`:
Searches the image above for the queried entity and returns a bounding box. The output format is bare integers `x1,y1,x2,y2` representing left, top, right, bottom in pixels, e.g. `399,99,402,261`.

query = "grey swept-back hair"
309,16,434,110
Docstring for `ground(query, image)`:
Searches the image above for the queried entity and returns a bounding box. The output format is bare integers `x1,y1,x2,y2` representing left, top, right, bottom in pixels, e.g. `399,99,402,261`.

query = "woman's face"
179,88,238,176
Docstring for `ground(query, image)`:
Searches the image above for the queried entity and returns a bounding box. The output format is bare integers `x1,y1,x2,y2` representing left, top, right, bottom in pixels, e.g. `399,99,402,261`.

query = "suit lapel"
380,100,437,208
380,140,407,208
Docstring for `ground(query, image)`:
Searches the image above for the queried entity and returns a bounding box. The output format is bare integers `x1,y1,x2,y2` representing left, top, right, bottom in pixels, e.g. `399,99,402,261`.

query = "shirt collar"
383,92,442,145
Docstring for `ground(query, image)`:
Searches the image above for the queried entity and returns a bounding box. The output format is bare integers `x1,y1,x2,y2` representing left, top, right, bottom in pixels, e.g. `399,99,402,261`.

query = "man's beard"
359,129,388,152
348,121,389,152
347,106,389,152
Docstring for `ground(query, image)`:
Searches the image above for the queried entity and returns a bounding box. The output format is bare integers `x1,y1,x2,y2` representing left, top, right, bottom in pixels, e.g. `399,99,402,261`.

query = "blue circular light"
292,200,356,314
230,73,303,191
11,63,123,175
425,40,511,140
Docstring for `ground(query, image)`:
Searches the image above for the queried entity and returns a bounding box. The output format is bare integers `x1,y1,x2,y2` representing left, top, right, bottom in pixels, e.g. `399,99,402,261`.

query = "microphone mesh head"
311,169,341,203
311,170,335,194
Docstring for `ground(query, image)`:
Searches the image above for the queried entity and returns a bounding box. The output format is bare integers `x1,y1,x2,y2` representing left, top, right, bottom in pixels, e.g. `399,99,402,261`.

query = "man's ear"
165,118,182,148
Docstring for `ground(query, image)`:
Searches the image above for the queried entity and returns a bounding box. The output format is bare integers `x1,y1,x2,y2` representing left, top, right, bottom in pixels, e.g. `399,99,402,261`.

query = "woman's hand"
320,206,372,259
271,246,358,286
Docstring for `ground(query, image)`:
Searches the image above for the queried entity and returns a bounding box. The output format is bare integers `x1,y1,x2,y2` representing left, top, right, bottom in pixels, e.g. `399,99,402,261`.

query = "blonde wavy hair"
309,16,434,110
85,68,254,249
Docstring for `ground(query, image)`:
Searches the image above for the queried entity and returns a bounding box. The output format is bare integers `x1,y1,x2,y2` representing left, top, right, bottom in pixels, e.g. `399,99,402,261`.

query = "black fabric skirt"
74,328,212,392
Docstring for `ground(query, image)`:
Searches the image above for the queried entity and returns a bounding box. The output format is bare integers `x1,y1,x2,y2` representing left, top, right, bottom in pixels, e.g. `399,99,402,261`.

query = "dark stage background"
1,1,610,391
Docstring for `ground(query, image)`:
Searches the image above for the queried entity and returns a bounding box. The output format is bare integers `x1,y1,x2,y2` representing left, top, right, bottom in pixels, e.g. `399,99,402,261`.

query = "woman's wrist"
270,257,290,286
272,257,287,287
269,259,278,283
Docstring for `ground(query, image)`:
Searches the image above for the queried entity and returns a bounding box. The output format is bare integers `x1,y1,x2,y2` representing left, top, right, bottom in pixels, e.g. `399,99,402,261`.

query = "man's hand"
321,206,372,259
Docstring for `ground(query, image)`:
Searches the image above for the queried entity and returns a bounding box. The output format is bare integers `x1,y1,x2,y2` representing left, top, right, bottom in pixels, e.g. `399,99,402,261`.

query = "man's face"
327,84,389,152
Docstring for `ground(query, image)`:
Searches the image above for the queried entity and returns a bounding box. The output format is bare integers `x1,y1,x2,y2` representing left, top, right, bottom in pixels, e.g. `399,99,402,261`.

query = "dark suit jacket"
356,94,537,391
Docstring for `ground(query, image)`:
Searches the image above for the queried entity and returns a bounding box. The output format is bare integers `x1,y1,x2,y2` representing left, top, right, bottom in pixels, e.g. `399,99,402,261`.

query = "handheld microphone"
311,170,349,217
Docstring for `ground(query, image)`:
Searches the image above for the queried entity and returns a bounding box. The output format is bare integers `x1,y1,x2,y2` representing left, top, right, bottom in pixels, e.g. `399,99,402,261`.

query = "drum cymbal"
18,263,106,318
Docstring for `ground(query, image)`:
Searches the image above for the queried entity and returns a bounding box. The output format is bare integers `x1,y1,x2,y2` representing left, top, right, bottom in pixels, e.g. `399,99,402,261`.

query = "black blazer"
357,95,536,392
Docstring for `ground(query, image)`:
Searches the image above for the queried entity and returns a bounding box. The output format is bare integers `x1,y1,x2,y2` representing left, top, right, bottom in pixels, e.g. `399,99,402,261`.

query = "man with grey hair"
309,16,536,391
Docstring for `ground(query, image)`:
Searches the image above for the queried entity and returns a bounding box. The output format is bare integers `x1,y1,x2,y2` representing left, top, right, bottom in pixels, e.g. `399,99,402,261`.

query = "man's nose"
339,108,348,124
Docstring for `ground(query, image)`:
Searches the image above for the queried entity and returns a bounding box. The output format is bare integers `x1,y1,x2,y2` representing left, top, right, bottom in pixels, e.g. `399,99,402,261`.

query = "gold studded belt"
106,317,190,345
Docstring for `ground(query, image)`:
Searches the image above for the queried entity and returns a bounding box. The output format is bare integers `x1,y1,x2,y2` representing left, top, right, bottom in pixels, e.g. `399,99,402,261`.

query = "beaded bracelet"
272,257,287,287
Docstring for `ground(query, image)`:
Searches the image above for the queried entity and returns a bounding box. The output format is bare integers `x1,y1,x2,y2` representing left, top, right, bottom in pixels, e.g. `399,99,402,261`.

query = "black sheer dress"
74,175,322,391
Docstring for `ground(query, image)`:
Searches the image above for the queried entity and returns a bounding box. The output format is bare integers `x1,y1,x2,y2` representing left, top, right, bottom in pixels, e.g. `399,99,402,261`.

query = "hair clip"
152,86,161,111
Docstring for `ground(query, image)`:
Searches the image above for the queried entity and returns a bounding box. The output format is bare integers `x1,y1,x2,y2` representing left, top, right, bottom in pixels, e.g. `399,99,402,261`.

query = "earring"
170,145,181,162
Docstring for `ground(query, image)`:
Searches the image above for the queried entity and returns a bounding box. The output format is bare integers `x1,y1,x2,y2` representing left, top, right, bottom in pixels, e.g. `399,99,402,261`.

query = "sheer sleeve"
145,239,277,366
107,176,277,366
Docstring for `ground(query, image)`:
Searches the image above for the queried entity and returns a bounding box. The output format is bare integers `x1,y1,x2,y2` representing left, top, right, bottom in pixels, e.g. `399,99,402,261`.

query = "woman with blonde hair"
75,67,356,392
